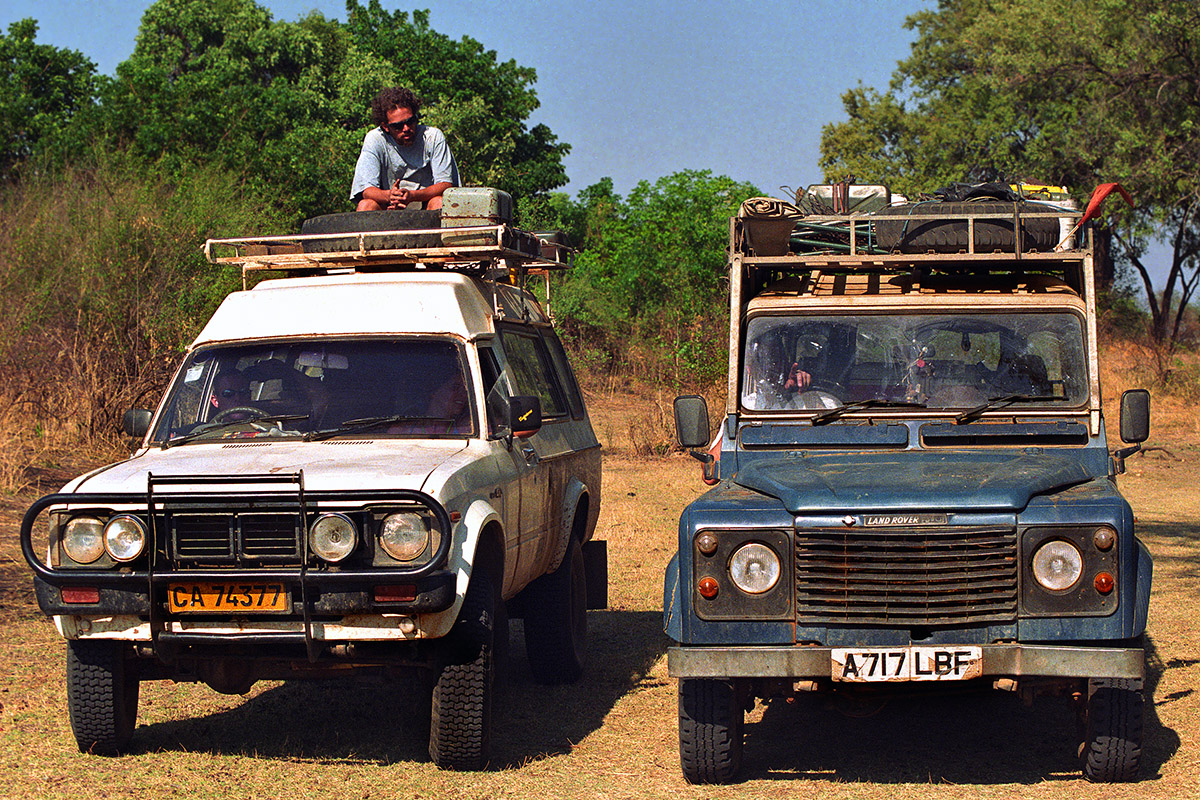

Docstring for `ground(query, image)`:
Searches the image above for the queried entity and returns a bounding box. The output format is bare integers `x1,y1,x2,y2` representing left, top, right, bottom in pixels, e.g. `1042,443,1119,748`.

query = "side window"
498,326,568,418
478,344,508,435
540,329,585,419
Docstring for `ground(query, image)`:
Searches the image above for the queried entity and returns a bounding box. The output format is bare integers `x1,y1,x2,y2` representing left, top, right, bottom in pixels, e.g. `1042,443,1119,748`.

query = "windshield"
151,339,475,444
741,312,1088,412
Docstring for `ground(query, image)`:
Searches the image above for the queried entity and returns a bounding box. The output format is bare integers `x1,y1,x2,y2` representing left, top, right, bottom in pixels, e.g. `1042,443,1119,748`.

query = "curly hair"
371,87,422,127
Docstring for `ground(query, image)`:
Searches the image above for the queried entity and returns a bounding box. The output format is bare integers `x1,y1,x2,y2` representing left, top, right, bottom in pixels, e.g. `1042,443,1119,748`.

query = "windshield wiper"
811,399,927,425
955,394,1063,424
163,414,309,448
304,414,427,442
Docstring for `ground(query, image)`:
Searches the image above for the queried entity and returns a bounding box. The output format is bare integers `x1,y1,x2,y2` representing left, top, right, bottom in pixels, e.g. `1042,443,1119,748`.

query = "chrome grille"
795,525,1018,626
171,513,301,562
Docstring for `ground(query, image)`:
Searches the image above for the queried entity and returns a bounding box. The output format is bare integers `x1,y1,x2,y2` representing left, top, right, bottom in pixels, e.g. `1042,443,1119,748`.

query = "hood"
68,439,469,495
734,449,1092,514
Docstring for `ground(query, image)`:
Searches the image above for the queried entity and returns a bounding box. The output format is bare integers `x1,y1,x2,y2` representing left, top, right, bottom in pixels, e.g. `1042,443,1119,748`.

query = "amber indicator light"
698,577,719,599
1094,572,1115,594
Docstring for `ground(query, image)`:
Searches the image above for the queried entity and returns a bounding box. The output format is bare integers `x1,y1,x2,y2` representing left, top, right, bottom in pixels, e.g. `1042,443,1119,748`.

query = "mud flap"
582,540,608,609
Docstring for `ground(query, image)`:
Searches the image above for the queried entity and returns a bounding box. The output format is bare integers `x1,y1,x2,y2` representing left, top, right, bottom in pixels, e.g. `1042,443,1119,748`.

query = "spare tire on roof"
873,201,1060,254
299,209,442,252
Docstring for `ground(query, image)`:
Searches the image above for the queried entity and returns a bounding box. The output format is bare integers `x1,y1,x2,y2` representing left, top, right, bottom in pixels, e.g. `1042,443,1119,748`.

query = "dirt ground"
0,388,1197,800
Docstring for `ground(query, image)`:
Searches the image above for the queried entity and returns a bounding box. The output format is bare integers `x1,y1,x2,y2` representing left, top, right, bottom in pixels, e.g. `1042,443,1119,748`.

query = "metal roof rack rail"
205,224,575,286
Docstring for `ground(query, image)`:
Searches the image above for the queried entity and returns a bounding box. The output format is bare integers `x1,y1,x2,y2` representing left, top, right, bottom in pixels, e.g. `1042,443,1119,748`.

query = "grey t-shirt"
349,125,460,201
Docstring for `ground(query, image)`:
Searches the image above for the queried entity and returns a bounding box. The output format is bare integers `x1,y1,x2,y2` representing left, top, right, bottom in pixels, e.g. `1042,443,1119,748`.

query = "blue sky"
0,0,928,198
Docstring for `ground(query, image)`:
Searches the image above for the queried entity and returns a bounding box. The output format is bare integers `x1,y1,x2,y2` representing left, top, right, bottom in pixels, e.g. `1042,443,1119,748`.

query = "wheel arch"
547,478,590,574
424,500,504,638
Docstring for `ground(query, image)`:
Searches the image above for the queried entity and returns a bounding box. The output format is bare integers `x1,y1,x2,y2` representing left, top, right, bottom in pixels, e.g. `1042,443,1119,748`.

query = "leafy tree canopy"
0,19,99,179
344,1,568,198
819,0,1200,348
90,0,567,218
550,171,759,381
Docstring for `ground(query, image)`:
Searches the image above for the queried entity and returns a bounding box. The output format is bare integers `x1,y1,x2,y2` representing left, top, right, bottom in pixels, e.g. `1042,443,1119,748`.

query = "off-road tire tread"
66,639,138,755
429,570,495,770
678,678,743,784
1082,677,1144,782
873,201,1060,254
300,209,442,252
522,535,587,685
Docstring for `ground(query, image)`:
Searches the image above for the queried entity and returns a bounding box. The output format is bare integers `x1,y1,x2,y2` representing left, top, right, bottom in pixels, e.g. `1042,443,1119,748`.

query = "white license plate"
831,646,983,682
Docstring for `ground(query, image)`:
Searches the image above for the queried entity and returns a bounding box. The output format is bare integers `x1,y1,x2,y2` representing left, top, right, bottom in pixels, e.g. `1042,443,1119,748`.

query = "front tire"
429,569,496,770
1081,677,1144,782
522,536,587,684
678,678,744,784
66,639,138,755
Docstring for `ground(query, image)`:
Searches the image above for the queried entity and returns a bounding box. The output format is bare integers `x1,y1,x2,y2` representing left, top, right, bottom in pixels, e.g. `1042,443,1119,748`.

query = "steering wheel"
805,376,845,394
212,406,269,424
794,389,842,410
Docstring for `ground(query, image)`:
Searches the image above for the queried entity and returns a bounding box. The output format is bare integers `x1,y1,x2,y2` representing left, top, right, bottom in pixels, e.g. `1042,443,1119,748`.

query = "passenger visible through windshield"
741,313,1088,412
151,339,475,443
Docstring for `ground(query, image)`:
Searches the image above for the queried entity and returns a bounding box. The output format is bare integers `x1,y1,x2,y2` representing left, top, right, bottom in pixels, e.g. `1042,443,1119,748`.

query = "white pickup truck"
21,199,604,770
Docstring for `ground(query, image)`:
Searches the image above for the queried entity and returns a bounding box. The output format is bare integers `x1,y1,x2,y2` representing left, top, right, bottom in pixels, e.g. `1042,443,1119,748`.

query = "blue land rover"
666,196,1151,783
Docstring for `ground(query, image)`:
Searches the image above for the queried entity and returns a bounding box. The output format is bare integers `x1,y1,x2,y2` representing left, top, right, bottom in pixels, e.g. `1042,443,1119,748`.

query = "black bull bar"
20,472,455,661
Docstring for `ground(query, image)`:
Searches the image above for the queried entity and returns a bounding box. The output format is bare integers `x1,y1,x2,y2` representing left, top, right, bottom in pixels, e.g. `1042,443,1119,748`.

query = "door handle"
520,442,538,464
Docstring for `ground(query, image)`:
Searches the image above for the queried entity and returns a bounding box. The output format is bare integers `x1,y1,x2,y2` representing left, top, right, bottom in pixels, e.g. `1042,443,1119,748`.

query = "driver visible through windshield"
741,313,1087,412
151,339,475,444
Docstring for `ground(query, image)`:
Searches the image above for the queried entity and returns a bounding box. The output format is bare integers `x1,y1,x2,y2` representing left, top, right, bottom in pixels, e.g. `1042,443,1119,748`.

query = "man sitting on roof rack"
350,87,460,212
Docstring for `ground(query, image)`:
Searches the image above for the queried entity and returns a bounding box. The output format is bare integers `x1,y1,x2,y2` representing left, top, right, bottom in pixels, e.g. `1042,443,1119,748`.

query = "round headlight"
1032,539,1084,591
64,516,105,564
728,542,781,594
104,515,147,562
380,513,430,561
310,513,357,562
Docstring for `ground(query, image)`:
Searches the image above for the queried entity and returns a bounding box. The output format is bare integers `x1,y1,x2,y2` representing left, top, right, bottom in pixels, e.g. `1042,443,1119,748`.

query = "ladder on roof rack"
204,224,574,286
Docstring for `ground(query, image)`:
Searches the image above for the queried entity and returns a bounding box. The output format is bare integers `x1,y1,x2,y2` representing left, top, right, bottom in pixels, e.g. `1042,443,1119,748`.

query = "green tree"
0,19,99,179
343,1,569,197
820,0,1200,350
92,0,569,219
98,0,378,217
555,171,759,382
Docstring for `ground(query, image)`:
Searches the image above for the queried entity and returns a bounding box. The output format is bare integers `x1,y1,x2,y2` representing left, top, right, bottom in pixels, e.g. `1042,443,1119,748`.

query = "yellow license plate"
168,582,290,613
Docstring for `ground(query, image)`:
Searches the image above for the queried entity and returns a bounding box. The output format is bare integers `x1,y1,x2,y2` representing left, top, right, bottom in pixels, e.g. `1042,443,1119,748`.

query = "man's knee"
356,198,384,212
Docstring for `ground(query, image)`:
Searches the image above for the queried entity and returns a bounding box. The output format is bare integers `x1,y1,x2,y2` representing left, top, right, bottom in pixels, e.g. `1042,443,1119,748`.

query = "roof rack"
205,224,574,284
733,206,1093,300
735,207,1085,264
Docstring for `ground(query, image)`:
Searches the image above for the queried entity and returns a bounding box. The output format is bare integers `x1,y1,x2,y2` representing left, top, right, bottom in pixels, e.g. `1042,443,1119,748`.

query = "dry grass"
0,378,1199,799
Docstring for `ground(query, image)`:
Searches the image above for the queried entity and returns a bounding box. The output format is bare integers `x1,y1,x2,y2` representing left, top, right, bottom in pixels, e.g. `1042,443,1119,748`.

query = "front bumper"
33,569,457,618
669,644,1145,680
23,483,457,658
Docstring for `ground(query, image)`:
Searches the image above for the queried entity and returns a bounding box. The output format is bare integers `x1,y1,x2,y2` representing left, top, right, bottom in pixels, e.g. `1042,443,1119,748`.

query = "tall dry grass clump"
0,153,290,492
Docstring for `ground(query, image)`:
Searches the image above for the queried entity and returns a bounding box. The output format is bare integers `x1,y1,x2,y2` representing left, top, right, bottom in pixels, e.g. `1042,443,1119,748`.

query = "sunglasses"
219,388,249,398
384,116,419,134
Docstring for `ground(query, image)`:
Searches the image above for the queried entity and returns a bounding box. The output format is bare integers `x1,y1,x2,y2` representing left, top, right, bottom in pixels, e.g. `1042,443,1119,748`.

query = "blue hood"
734,450,1093,513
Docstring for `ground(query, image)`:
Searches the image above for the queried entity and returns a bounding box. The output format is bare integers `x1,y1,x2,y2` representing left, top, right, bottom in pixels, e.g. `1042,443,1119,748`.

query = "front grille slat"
170,512,301,564
795,525,1018,627
239,514,302,559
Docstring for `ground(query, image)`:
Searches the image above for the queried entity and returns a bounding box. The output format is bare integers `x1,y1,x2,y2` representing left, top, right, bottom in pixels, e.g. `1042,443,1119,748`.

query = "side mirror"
509,395,542,439
1119,389,1150,444
674,395,710,449
121,409,152,440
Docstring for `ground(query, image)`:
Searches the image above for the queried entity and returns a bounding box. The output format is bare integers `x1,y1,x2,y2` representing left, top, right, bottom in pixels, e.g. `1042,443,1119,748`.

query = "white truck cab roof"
195,271,549,346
